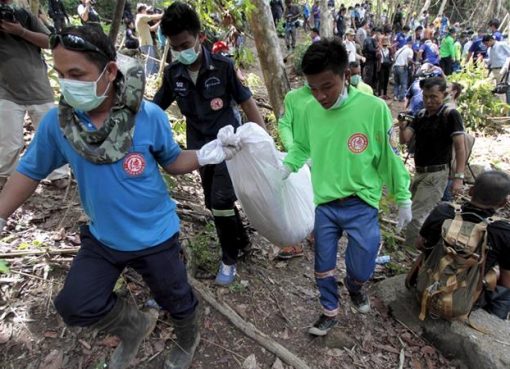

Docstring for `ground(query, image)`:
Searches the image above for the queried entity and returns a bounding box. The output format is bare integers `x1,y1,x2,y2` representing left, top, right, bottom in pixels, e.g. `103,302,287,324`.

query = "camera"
0,4,16,23
398,112,414,122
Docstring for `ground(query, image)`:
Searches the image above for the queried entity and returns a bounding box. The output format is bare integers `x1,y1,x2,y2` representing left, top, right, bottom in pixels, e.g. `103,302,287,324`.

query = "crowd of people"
0,1,510,369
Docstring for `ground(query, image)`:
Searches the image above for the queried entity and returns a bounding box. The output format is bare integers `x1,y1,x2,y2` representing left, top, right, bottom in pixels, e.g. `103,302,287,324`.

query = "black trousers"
54,227,197,327
199,162,250,265
363,60,378,91
378,64,391,96
51,15,66,33
440,56,453,76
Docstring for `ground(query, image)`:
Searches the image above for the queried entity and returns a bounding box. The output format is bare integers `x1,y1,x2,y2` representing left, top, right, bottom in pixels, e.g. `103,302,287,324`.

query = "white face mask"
59,66,110,112
327,86,349,110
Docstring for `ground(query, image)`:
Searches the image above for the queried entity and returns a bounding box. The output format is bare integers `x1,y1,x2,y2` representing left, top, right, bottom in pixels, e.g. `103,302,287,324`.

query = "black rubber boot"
164,310,200,369
92,297,158,369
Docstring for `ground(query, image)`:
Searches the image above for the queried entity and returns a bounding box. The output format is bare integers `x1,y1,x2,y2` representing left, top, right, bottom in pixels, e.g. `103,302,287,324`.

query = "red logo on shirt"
348,133,369,154
123,153,146,176
210,98,224,111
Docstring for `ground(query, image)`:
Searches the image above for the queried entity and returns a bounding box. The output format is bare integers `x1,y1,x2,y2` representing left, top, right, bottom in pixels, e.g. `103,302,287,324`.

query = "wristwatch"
453,173,465,179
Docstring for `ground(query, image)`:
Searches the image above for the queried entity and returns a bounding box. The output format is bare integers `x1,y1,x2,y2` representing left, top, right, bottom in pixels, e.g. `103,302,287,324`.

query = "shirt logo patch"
348,133,369,154
123,153,146,176
210,98,224,111
204,76,221,88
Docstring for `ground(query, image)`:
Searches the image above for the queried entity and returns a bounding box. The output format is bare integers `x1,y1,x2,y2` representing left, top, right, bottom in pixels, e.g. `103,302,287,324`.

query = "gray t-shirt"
0,8,53,104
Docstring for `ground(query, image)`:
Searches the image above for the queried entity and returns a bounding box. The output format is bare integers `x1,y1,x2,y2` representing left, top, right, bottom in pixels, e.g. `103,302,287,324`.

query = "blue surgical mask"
172,39,201,65
59,66,110,112
328,87,349,110
350,74,361,86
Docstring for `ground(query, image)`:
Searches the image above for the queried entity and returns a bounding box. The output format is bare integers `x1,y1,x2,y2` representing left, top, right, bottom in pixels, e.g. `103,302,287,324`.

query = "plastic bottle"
375,255,391,265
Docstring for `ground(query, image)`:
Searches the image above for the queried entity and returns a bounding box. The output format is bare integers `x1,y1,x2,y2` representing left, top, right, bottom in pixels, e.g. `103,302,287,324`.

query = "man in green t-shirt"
282,39,412,336
349,61,373,95
439,28,456,75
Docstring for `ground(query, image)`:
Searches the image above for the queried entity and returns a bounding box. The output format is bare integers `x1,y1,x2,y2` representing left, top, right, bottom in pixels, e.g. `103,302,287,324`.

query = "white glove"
396,199,412,233
197,139,242,166
0,217,6,233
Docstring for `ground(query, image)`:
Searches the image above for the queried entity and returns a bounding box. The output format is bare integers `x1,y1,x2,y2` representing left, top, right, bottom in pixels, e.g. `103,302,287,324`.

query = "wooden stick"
189,277,313,369
0,248,79,258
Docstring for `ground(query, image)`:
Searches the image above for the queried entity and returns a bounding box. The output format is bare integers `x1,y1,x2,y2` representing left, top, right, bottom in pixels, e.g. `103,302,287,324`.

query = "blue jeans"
314,197,380,316
393,66,408,101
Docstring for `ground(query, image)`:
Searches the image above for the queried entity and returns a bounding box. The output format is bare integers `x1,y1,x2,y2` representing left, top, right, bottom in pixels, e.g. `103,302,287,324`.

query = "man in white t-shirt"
345,28,365,64
77,0,101,30
135,3,163,77
393,39,414,101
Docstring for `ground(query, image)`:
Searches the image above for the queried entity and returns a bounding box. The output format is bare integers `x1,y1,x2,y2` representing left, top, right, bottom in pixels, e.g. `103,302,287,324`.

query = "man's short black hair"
403,25,410,32
349,61,360,69
415,25,423,32
482,35,494,43
161,1,201,37
472,171,510,208
60,25,116,71
489,18,501,28
420,77,447,92
311,27,320,34
301,38,349,76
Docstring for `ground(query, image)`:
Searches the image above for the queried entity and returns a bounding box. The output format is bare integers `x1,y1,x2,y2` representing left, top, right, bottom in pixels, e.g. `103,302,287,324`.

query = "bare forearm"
20,29,49,49
453,138,466,174
0,172,39,219
240,98,266,130
164,151,200,175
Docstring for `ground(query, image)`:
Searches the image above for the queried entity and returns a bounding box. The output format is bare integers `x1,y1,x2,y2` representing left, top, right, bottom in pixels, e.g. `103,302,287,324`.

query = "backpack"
406,204,499,321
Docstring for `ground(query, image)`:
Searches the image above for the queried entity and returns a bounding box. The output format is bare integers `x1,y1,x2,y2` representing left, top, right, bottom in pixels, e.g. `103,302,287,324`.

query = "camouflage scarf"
58,60,145,164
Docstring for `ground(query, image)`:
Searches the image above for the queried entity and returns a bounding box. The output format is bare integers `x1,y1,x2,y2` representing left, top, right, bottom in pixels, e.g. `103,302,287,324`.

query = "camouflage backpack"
406,204,499,321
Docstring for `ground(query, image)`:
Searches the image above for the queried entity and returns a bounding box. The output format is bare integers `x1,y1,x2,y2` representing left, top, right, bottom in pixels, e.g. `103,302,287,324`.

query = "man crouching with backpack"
399,77,466,248
417,171,510,319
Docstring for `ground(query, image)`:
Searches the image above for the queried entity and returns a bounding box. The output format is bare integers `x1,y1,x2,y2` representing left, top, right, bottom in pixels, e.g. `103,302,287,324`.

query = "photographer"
77,0,101,30
398,77,466,250
0,0,68,190
48,0,69,33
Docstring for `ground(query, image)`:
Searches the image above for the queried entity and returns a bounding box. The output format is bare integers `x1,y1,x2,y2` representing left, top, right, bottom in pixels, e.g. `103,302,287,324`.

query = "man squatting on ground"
279,38,413,336
153,2,265,286
0,25,239,369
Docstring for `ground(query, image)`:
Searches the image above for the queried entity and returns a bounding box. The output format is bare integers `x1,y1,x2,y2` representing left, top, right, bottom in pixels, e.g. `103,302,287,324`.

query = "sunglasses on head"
49,33,108,58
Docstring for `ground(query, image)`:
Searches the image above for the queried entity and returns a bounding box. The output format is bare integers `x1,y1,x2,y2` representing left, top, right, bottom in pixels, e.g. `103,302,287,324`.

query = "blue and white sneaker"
215,262,237,286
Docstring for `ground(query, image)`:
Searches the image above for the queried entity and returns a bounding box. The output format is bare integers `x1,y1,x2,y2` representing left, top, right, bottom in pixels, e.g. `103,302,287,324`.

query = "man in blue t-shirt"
0,26,234,369
489,19,503,41
394,25,411,50
466,32,488,63
419,38,440,65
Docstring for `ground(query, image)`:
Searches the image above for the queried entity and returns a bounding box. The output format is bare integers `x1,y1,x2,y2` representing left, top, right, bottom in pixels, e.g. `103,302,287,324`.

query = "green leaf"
0,260,10,274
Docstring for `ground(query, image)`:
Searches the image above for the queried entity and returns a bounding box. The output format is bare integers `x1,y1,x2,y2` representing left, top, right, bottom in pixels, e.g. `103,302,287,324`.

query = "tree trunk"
376,0,382,26
247,0,290,118
437,0,448,17
496,0,502,19
109,0,126,43
320,0,333,38
419,0,432,15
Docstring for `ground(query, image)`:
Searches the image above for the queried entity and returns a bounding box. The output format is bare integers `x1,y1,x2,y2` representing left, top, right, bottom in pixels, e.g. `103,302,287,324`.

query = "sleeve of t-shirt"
77,4,86,16
148,103,182,167
446,109,465,136
17,109,68,181
278,93,295,152
419,203,453,247
488,222,510,270
153,67,176,111
225,59,252,104
283,101,311,172
469,41,478,53
375,101,411,204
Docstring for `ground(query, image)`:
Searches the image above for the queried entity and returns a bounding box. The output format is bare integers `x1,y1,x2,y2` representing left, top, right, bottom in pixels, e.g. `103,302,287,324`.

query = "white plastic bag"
218,123,315,246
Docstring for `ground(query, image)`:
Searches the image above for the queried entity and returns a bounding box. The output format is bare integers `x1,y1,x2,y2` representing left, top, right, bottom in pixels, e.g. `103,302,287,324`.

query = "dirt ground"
2,27,510,369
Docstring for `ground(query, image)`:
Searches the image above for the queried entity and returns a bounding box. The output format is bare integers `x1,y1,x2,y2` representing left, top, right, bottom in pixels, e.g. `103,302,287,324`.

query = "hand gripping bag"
218,123,315,246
